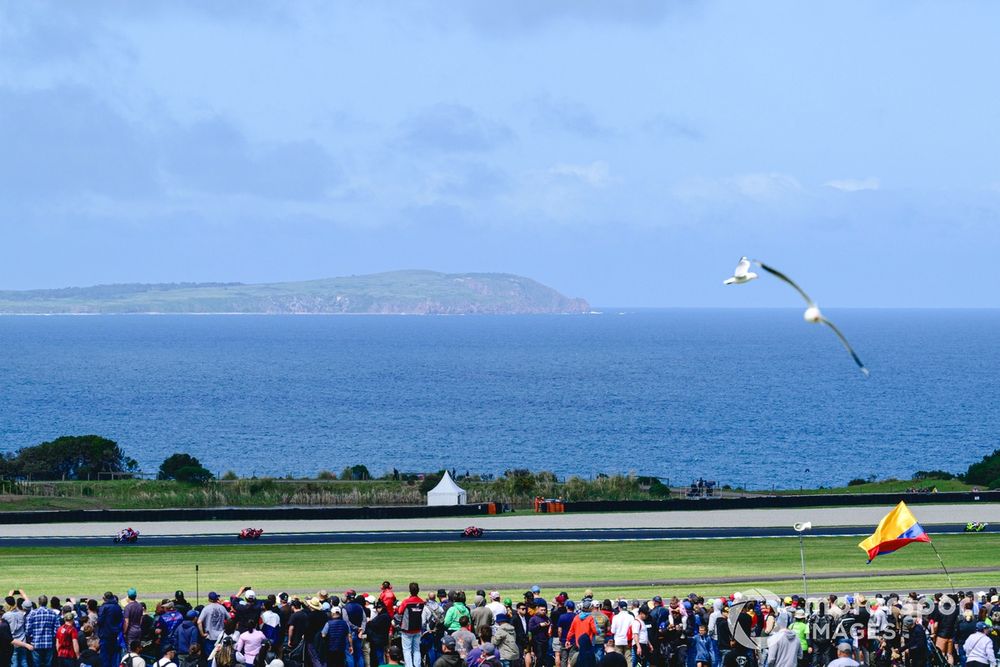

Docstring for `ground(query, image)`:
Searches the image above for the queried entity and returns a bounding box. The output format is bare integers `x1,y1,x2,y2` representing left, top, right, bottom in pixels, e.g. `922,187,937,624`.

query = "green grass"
771,479,973,495
3,533,997,599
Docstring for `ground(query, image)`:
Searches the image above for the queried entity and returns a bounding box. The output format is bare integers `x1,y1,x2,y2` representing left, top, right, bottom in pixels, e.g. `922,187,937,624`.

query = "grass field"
4,533,997,600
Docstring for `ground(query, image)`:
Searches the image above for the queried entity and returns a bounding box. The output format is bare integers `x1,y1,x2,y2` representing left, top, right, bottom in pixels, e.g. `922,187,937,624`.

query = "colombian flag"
858,501,931,562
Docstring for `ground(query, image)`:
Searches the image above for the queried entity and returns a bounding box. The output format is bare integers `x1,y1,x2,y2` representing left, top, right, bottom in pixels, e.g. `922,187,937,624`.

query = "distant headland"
0,270,590,315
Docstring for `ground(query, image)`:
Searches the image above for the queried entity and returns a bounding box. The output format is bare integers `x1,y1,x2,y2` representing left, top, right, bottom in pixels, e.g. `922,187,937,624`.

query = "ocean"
0,310,997,488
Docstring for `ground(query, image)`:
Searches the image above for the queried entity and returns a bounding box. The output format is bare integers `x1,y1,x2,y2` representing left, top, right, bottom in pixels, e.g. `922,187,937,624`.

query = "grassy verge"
0,474,977,511
2,534,996,598
772,479,974,495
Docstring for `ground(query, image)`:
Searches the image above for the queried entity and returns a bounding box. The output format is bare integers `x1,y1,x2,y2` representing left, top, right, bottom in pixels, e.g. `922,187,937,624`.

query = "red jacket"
395,596,424,634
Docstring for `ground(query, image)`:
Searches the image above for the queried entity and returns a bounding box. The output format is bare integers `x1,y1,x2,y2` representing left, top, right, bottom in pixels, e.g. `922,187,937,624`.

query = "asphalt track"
1,521,995,548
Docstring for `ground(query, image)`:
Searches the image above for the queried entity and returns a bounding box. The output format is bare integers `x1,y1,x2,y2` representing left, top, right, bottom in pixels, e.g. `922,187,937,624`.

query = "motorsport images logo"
727,589,780,652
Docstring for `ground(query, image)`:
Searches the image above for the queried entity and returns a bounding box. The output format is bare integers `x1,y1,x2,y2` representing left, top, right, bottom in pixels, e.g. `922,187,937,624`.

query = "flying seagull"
723,257,758,285
724,257,869,376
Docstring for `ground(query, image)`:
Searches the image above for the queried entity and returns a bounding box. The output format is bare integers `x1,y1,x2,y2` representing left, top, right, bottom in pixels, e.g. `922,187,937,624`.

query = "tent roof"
428,470,466,495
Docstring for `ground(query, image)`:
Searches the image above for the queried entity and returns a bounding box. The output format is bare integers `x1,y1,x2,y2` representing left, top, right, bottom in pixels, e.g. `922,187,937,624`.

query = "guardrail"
0,503,500,524
560,490,1000,513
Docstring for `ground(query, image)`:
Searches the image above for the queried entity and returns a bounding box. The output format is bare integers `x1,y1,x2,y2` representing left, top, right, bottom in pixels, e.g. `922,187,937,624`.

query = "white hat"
246,590,257,599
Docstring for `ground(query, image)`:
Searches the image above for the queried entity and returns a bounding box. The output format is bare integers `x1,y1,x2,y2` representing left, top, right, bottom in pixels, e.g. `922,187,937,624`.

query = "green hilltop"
0,270,590,315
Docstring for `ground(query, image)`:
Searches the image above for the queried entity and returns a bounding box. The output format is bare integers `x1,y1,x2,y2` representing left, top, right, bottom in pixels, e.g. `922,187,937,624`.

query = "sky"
1,1,999,307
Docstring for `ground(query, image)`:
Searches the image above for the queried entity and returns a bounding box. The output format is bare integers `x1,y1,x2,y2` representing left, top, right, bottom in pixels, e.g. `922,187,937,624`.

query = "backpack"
811,615,832,646
401,602,425,632
120,653,145,667
426,604,445,633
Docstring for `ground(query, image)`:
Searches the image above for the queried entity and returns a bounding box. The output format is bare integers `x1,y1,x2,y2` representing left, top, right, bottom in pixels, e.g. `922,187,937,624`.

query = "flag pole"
928,541,955,594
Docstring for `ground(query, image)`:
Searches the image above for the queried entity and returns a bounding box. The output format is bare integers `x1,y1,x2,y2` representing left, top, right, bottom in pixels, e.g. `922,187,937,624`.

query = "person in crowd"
174,611,201,658
962,621,996,667
200,593,231,659
323,607,353,667
471,597,494,638
26,596,61,667
174,594,193,620
124,589,145,648
434,636,463,667
396,583,425,667
445,594,471,634
156,645,179,667
366,601,390,667
55,612,79,667
379,584,396,617
236,622,267,666
120,639,147,667
528,603,551,667
4,595,31,667
96,593,123,667
826,642,859,667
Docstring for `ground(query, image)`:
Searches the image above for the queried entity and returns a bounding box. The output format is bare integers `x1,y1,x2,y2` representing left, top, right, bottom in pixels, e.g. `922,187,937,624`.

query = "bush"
158,453,214,484
3,435,138,480
913,470,955,481
847,478,867,486
419,470,445,495
339,464,371,481
221,470,238,481
317,470,336,480
965,450,1000,486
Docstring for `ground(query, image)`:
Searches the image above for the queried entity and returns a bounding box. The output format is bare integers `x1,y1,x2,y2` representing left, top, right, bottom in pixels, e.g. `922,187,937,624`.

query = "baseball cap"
837,642,853,652
482,644,496,656
442,635,457,649
186,610,198,619
795,610,806,619
490,591,501,600
566,601,576,610
22,600,33,610
245,590,257,599
127,588,137,599
652,596,662,603
531,586,541,594
504,598,512,607
581,600,592,611
977,621,988,631
208,592,219,601
618,600,628,609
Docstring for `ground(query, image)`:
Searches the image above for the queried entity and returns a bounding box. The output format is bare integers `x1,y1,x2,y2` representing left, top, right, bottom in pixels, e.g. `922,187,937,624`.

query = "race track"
0,520,995,548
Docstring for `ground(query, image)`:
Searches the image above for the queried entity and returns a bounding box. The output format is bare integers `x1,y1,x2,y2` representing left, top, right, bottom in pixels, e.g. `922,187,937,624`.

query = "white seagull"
723,257,758,285
724,257,869,376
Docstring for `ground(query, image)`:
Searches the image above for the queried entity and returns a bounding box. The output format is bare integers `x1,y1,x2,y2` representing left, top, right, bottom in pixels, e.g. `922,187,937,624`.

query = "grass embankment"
0,475,671,511
773,479,974,495
3,534,995,598
0,475,975,512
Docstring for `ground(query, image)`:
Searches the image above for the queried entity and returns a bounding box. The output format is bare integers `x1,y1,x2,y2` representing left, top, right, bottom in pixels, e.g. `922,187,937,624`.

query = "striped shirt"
25,607,61,649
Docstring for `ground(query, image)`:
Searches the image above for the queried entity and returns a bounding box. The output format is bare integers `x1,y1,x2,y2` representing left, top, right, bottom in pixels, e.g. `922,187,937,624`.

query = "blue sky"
1,1,999,307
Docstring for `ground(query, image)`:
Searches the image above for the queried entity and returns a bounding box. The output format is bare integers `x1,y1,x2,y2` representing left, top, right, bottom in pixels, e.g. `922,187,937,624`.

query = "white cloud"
671,172,801,201
825,177,880,192
547,161,611,188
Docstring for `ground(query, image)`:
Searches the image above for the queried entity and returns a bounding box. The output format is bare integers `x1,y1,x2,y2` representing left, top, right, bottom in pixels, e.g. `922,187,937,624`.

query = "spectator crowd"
3,582,1000,667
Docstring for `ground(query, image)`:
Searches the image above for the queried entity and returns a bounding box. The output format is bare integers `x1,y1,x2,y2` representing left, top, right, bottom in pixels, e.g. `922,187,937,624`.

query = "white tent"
426,471,467,506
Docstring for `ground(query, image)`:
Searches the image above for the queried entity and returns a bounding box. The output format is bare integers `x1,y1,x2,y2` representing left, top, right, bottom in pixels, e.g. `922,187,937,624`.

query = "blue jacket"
173,621,200,654
97,601,124,639
324,619,351,653
691,634,713,664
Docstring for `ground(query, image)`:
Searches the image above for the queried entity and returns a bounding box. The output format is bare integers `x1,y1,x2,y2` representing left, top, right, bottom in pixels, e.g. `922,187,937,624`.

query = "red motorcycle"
114,527,140,544
461,526,484,538
238,528,264,540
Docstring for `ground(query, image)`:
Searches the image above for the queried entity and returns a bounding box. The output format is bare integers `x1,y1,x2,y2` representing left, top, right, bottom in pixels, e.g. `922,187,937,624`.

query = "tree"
7,435,137,480
339,464,371,481
158,453,214,484
965,450,1000,487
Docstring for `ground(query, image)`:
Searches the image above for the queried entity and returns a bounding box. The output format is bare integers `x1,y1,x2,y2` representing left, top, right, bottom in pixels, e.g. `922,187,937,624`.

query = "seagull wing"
754,261,814,305
734,257,751,278
819,317,870,376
